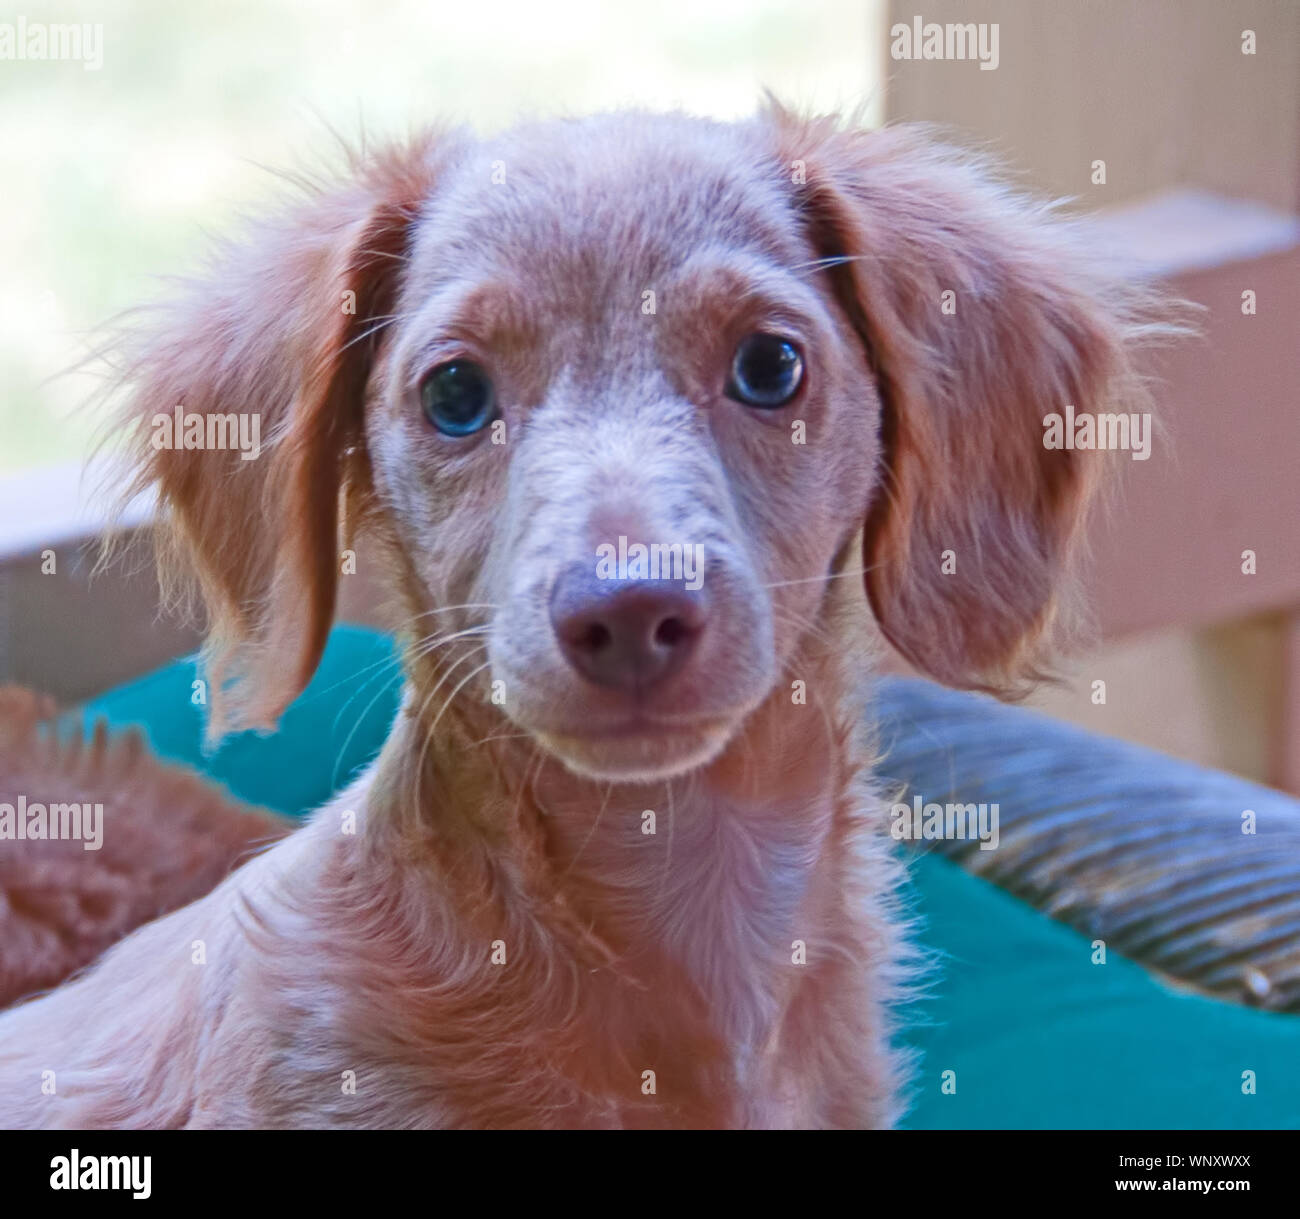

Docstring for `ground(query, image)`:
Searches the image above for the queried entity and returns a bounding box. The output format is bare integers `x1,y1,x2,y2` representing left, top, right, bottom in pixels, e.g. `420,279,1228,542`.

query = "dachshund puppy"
0,104,1151,1128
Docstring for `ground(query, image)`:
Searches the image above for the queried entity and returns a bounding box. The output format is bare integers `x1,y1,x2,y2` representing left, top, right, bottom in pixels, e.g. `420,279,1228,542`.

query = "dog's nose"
550,565,708,694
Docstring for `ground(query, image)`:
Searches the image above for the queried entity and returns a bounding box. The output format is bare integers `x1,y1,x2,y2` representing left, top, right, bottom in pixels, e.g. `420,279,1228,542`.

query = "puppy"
0,104,1150,1128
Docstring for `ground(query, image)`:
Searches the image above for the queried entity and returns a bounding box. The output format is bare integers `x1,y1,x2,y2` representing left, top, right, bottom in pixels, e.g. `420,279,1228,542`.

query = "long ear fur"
766,106,1167,693
113,131,454,738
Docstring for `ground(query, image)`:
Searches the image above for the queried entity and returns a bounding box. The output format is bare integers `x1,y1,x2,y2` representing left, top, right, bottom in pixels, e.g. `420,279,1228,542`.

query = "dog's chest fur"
0,655,904,1129
214,669,905,1129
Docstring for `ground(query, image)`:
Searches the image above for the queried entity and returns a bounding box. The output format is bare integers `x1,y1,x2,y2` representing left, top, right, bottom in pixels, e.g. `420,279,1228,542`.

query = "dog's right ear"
116,131,456,739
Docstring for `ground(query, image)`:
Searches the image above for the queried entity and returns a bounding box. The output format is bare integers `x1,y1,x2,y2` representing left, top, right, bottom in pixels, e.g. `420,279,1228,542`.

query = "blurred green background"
0,0,880,474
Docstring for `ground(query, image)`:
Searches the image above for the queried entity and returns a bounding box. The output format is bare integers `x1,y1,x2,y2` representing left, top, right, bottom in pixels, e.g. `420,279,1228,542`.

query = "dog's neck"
366,592,875,1070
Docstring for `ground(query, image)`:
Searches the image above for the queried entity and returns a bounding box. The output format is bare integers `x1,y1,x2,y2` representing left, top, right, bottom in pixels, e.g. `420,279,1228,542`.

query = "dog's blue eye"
420,361,497,436
727,333,804,409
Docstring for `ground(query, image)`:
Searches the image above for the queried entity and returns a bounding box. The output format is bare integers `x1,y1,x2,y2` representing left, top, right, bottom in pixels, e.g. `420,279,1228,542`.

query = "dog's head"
121,106,1149,781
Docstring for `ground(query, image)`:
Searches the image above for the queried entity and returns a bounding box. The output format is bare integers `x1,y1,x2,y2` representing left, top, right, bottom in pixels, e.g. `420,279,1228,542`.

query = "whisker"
329,660,409,790
409,669,446,821
410,623,490,659
467,730,535,748
790,254,869,280
407,603,500,621
339,317,400,356
659,777,677,897
563,780,613,877
772,606,834,649
418,641,490,712
289,647,404,706
428,661,493,736
351,247,412,266
761,562,886,590
408,642,489,818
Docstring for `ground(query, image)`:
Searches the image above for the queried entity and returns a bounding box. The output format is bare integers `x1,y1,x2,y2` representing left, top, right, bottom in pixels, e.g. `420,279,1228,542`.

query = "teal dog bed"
81,625,1300,1129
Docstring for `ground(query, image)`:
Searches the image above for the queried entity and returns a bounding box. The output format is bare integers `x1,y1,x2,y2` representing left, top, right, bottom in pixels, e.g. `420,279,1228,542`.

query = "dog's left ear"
768,110,1157,693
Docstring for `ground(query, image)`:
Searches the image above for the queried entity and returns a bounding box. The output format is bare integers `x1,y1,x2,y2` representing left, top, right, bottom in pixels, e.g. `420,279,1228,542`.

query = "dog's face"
124,106,1145,761
368,117,880,779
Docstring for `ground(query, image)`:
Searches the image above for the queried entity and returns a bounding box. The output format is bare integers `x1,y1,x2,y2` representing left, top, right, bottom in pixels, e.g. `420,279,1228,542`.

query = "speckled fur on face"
371,113,882,780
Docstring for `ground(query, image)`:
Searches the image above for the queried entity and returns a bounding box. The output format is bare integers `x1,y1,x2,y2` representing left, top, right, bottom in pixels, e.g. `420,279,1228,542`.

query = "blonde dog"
0,104,1152,1128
